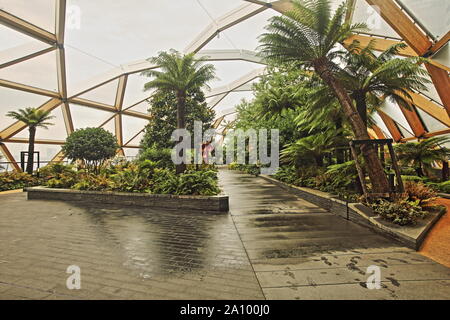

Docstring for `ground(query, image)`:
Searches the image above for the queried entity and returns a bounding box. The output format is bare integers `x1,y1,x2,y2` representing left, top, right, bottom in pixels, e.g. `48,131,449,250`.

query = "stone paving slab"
220,170,450,300
0,192,264,300
1,170,450,300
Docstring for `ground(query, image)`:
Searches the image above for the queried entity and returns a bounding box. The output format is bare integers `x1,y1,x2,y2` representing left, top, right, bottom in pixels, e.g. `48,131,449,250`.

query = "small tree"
395,137,450,177
63,128,118,172
7,107,54,174
142,50,216,174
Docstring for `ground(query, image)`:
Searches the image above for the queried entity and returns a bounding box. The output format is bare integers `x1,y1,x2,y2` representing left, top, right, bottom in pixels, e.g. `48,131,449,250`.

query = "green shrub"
273,166,297,184
109,161,156,193
401,175,428,183
152,168,181,195
0,171,40,191
228,163,260,176
152,168,220,196
139,147,173,169
323,161,358,191
370,198,428,226
177,170,220,196
430,181,450,194
72,174,112,191
41,164,78,189
63,128,118,172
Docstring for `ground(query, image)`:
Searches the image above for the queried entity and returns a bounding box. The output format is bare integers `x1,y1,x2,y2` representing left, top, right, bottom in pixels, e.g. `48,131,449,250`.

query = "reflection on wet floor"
0,169,450,299
220,169,450,299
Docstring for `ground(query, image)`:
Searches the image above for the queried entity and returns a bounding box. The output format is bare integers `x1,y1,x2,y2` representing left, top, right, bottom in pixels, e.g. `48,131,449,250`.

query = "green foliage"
401,175,428,183
370,198,427,226
395,137,450,177
428,181,450,194
142,50,216,94
152,168,180,195
228,163,261,177
273,166,297,184
177,170,220,196
63,128,118,172
324,160,358,191
6,107,54,129
0,171,40,191
152,168,220,196
139,89,215,149
7,107,55,174
109,161,156,193
258,0,367,68
139,147,174,169
72,174,112,191
41,164,78,189
40,160,221,196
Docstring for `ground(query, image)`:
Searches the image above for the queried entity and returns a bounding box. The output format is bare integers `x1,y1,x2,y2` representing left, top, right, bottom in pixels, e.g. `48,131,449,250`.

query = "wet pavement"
0,169,449,299
220,170,450,300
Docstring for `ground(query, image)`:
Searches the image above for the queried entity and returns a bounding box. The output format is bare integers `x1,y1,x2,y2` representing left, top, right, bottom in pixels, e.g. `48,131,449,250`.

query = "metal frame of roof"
0,0,449,170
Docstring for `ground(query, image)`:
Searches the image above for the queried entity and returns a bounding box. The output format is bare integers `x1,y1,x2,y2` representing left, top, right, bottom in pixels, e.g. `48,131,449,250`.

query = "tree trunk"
314,154,324,167
26,127,36,175
354,92,368,128
416,165,424,177
176,91,187,174
313,59,390,194
335,117,345,164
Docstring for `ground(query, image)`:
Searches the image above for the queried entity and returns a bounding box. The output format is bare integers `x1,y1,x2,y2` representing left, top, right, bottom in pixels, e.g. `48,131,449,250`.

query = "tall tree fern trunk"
26,127,36,175
353,92,368,128
176,91,187,174
314,59,390,194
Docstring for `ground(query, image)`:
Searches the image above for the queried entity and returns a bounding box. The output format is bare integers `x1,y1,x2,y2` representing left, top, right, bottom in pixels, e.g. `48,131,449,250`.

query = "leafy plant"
139,147,174,169
395,137,450,177
0,171,40,191
109,161,156,193
324,161,358,191
43,164,79,189
370,198,427,226
72,173,112,191
63,128,118,173
177,170,220,196
151,168,180,195
273,166,298,184
404,181,437,205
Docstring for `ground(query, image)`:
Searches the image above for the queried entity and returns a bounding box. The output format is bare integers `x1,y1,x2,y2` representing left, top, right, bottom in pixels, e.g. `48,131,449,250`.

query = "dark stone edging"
25,187,229,212
260,175,445,250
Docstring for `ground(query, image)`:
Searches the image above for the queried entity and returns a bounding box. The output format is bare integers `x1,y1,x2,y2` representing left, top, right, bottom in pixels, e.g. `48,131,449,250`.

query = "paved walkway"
0,169,449,300
220,170,450,300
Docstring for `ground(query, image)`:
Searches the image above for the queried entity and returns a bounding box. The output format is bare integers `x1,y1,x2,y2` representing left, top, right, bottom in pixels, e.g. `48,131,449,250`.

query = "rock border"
25,187,229,213
260,175,445,250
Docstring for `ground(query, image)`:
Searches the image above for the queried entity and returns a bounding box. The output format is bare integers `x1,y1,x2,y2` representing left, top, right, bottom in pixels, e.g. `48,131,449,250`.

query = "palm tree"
258,0,391,194
395,137,450,177
338,40,430,127
7,108,54,174
142,50,216,174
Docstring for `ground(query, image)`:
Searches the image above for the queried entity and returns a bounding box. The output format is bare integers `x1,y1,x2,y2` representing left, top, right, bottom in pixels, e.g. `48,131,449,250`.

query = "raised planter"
25,187,229,212
260,175,445,250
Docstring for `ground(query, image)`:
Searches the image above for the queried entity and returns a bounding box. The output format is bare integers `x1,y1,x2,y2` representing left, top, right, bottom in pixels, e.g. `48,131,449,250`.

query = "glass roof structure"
0,0,449,171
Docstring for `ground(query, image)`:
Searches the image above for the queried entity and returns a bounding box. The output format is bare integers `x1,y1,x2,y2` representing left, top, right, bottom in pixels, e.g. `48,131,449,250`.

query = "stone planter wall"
260,175,445,250
26,187,229,213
